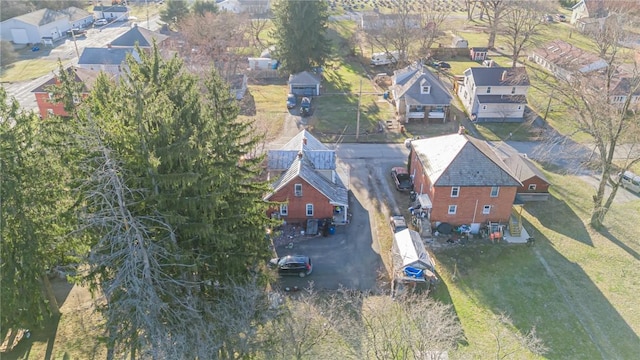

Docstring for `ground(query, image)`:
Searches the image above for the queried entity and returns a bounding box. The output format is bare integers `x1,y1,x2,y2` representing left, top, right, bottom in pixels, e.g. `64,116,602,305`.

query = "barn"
0,7,92,45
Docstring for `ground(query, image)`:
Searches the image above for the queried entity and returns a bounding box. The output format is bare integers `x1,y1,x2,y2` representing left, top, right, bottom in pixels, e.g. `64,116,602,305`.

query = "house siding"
34,93,68,118
267,175,335,223
519,176,550,194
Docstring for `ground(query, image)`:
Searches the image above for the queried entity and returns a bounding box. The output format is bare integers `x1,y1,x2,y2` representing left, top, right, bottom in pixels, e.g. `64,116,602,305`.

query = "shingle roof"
469,67,530,87
60,6,92,21
93,5,129,12
491,143,550,184
267,130,335,171
31,67,101,93
110,25,168,47
265,156,348,206
288,71,320,85
391,63,452,106
411,133,521,187
12,8,67,26
78,48,134,65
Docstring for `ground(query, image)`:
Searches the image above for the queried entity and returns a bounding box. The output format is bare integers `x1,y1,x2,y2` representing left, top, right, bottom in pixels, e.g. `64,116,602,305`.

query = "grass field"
0,58,60,83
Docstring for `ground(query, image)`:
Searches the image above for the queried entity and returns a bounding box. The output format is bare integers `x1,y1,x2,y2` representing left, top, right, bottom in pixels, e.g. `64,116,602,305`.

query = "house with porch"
408,132,522,233
456,66,530,122
390,63,452,123
31,67,101,119
265,130,349,225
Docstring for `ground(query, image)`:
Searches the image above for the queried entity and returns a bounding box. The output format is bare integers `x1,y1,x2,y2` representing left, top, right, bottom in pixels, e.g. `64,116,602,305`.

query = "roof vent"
501,70,508,81
302,137,307,145
297,151,303,159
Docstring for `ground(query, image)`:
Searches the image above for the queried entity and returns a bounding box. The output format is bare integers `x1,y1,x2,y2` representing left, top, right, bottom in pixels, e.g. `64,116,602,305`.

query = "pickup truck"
300,97,311,117
391,167,413,191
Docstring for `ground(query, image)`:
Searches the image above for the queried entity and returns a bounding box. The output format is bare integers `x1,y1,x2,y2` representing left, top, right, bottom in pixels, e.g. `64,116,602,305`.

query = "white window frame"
511,87,516,94
490,186,499,197
305,203,314,217
294,184,302,197
421,85,430,94
47,109,55,115
279,204,288,216
528,184,537,191
451,186,460,197
486,86,491,94
48,92,54,100
72,95,80,104
482,205,491,214
448,205,457,214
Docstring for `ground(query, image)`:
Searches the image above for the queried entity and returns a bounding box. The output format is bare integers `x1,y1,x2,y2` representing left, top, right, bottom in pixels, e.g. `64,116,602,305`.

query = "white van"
619,171,640,193
371,51,399,66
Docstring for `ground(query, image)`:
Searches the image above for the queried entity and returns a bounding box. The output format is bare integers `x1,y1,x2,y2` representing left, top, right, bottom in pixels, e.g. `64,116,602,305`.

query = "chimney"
297,151,303,160
302,137,307,145
107,43,112,48
458,125,466,135
501,70,508,81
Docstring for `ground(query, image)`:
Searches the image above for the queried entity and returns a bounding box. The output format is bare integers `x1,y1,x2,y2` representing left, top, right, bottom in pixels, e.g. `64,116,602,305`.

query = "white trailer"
370,51,399,66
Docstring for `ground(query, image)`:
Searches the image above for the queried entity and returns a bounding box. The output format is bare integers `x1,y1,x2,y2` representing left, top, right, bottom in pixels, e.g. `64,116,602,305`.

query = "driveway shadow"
274,192,383,291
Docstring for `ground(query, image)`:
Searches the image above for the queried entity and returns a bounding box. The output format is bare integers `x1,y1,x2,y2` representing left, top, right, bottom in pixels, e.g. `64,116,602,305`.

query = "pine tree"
270,0,331,73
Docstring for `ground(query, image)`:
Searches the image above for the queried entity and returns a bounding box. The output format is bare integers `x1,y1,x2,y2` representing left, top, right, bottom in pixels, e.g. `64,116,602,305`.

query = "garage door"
290,86,317,96
10,28,29,44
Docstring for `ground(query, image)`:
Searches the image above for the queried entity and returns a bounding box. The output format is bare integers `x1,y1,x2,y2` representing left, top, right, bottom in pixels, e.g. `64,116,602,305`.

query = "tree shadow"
1,315,60,360
524,193,593,246
599,227,640,261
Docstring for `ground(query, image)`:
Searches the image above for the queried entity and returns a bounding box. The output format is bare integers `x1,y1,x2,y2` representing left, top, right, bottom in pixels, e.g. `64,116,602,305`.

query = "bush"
0,41,17,66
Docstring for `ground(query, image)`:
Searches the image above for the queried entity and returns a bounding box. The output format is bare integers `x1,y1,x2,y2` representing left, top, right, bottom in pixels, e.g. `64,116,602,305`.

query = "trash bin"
383,91,389,99
328,226,336,235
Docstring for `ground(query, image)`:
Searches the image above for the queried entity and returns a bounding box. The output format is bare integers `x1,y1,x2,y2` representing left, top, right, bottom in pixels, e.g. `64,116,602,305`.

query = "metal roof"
411,133,521,187
93,5,129,12
267,130,335,171
10,8,67,26
391,63,452,106
468,67,530,87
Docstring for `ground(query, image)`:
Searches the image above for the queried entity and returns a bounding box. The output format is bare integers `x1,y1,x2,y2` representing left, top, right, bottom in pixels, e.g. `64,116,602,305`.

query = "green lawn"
0,58,60,82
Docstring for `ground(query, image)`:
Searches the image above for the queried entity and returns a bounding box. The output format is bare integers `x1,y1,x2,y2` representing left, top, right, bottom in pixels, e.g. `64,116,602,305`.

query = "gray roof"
268,130,335,170
32,67,101,93
391,64,452,106
61,6,93,21
288,71,320,86
265,157,348,206
411,133,521,187
110,25,168,47
78,48,135,65
93,5,129,12
476,95,527,104
11,8,67,26
503,153,550,184
468,67,530,87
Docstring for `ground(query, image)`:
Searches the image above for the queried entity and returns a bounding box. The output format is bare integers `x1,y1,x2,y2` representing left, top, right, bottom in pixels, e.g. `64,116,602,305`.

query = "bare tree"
501,1,549,67
482,0,508,50
416,2,451,58
243,2,271,50
464,0,481,21
363,0,421,65
489,313,548,359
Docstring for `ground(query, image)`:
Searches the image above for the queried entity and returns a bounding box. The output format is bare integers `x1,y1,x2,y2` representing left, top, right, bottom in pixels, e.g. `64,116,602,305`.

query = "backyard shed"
392,229,435,271
288,71,321,96
451,35,468,48
470,47,488,61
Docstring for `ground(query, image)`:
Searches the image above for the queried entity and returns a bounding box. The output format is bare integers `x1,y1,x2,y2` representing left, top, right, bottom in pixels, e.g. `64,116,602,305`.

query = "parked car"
556,14,567,22
300,97,311,117
270,255,313,278
66,28,86,37
286,93,296,109
619,171,640,194
94,18,108,26
437,61,451,69
391,166,413,191
390,215,408,233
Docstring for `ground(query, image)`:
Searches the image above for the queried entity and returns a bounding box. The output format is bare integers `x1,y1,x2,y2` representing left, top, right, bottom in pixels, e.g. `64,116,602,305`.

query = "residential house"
390,63,452,123
491,144,551,202
77,47,140,76
571,0,606,25
529,40,608,80
288,71,321,97
31,67,100,119
571,0,640,32
265,130,349,224
470,47,488,61
109,24,168,49
456,67,530,122
608,75,640,108
218,0,270,14
408,132,521,228
0,7,93,45
93,5,129,21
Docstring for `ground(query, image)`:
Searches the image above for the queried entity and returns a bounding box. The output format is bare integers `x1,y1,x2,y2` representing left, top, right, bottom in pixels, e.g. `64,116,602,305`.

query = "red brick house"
265,130,348,224
498,147,551,202
408,133,521,227
31,67,100,119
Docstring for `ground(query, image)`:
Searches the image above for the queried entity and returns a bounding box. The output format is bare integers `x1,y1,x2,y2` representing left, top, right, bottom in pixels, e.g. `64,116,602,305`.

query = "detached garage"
0,7,92,45
288,71,321,97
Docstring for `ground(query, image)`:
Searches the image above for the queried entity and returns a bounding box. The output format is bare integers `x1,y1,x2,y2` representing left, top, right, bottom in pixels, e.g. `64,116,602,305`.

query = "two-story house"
408,132,521,228
265,130,348,224
31,67,101,119
77,47,140,76
390,62,452,123
456,67,530,122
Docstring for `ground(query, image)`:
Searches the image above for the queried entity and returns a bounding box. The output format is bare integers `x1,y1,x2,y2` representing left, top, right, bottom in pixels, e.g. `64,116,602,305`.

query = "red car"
391,167,413,191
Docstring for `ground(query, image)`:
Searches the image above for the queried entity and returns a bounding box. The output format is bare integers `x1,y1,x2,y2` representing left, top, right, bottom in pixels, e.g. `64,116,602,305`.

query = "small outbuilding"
451,35,468,48
288,71,321,97
470,47,488,61
392,229,435,271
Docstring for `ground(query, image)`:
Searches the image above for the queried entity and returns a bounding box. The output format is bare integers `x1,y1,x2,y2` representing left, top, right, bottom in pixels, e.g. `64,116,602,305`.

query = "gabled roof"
31,67,100,93
503,153,550,184
468,67,530,87
265,156,348,206
110,25,168,47
391,63,452,106
411,133,521,187
78,48,135,65
93,5,129,12
288,71,320,85
61,6,93,21
531,40,606,73
471,47,488,52
268,130,335,171
10,8,67,26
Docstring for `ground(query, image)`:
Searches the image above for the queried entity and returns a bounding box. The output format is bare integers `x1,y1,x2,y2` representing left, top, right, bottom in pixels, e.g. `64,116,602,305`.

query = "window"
421,85,431,94
511,87,516,94
47,109,54,115
451,186,460,197
72,95,80,104
48,92,54,100
448,205,457,214
279,204,288,216
528,184,537,191
482,205,491,214
306,204,314,217
486,86,491,94
294,184,302,197
517,105,522,110
490,186,499,197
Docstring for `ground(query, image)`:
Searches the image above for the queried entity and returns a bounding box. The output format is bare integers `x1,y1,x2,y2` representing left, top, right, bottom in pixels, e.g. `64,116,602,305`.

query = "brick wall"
267,175,335,223
35,93,69,119
519,176,550,194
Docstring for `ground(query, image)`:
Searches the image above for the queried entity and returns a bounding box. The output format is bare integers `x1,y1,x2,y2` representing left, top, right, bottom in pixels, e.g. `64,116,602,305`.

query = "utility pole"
356,79,362,141
146,0,150,29
71,31,80,58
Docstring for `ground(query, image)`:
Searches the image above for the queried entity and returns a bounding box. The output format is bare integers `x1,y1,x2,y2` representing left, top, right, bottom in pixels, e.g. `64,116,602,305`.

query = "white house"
457,67,530,122
529,40,608,81
0,7,92,45
390,63,452,122
93,5,129,21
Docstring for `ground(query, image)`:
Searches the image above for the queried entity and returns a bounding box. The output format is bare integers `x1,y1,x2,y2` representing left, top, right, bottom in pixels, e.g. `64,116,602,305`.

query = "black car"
437,61,451,69
270,255,313,278
391,166,413,191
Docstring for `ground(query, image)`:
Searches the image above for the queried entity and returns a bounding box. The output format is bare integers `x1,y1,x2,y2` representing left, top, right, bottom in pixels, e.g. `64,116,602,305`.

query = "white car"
94,19,108,26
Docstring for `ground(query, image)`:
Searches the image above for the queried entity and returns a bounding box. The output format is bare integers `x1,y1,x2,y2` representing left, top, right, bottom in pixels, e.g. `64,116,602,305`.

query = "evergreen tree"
160,0,191,26
270,0,331,73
